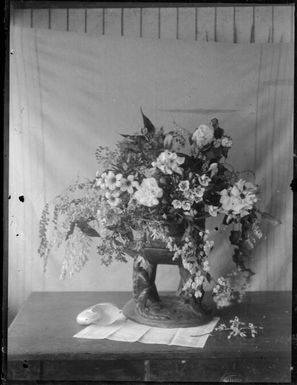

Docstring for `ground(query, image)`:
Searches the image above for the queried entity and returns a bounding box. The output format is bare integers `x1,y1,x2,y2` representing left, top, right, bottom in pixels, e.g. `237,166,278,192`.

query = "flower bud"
211,118,219,129
164,133,174,149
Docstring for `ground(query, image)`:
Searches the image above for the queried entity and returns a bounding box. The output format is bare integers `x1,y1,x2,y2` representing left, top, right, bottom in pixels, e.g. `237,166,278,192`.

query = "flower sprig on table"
214,316,263,339
191,316,263,339
38,110,280,308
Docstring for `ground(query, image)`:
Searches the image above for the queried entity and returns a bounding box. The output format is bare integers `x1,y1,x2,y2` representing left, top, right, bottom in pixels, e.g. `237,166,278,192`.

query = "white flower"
203,240,214,255
152,150,185,175
96,171,107,188
172,199,182,209
105,191,112,199
217,277,226,286
198,174,211,187
192,124,214,148
194,290,203,298
120,175,139,194
108,195,122,207
181,201,191,211
96,177,105,188
194,274,205,287
203,260,210,272
184,185,205,204
105,171,123,191
213,293,232,309
182,260,197,275
111,188,121,197
219,179,258,218
183,190,191,199
193,186,205,199
208,205,219,217
134,177,163,207
144,167,156,178
221,136,233,148
178,180,190,191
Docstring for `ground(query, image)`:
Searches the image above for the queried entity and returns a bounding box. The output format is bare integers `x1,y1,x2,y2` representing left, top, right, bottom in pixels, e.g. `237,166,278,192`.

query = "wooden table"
7,291,291,383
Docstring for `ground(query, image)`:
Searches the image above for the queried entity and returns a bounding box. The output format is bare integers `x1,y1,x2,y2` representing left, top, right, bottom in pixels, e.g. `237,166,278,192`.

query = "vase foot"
123,295,213,328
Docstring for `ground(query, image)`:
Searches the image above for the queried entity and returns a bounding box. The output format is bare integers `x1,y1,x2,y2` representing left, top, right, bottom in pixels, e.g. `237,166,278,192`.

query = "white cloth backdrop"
9,26,293,320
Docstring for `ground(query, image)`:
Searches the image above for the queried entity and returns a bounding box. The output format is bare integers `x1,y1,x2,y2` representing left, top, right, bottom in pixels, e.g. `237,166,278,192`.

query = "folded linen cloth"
74,303,219,348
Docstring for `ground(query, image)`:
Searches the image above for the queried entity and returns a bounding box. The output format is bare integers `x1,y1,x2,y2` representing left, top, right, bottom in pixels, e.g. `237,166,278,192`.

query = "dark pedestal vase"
123,246,213,328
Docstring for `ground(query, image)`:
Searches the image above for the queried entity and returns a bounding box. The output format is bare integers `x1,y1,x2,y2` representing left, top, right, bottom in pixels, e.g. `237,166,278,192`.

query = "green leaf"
140,108,155,136
77,221,100,237
65,222,76,240
205,272,212,283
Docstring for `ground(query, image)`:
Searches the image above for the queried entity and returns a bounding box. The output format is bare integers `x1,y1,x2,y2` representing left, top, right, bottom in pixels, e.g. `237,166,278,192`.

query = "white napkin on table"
74,303,219,348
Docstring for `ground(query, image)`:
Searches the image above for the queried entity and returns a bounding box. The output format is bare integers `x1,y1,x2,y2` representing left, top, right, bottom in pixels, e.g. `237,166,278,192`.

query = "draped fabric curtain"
9,25,293,320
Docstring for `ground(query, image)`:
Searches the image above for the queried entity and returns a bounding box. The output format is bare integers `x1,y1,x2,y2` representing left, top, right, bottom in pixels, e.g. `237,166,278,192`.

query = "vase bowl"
123,295,213,328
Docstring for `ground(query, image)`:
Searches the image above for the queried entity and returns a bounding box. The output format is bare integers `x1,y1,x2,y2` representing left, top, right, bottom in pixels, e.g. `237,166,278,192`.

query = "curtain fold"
9,25,293,318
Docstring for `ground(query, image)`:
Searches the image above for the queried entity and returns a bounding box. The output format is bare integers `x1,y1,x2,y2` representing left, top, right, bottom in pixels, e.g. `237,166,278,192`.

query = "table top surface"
8,291,291,361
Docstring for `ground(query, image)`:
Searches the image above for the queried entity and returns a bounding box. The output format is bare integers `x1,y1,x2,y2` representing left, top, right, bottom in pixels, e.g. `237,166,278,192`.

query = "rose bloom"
192,124,214,148
134,177,163,207
152,150,185,175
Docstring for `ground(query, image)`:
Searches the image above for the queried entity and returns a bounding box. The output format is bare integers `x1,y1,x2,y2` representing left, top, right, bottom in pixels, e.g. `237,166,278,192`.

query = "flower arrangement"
38,111,279,309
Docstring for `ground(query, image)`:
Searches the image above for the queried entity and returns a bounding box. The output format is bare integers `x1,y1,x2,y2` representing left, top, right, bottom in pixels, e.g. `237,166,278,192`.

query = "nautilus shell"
76,303,124,326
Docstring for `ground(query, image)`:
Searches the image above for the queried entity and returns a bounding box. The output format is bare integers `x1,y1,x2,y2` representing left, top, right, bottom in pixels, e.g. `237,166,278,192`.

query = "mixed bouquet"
39,111,279,309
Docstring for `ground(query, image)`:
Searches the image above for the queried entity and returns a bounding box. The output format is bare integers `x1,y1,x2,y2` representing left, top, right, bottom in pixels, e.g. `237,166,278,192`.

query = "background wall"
9,4,294,324
12,4,294,43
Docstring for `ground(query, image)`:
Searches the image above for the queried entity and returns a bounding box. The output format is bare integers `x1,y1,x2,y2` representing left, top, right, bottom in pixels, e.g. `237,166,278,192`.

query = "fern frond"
59,225,91,279
38,203,50,272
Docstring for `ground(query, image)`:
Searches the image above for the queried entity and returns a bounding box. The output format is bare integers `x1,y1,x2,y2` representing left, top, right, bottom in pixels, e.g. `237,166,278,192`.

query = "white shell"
76,302,124,326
